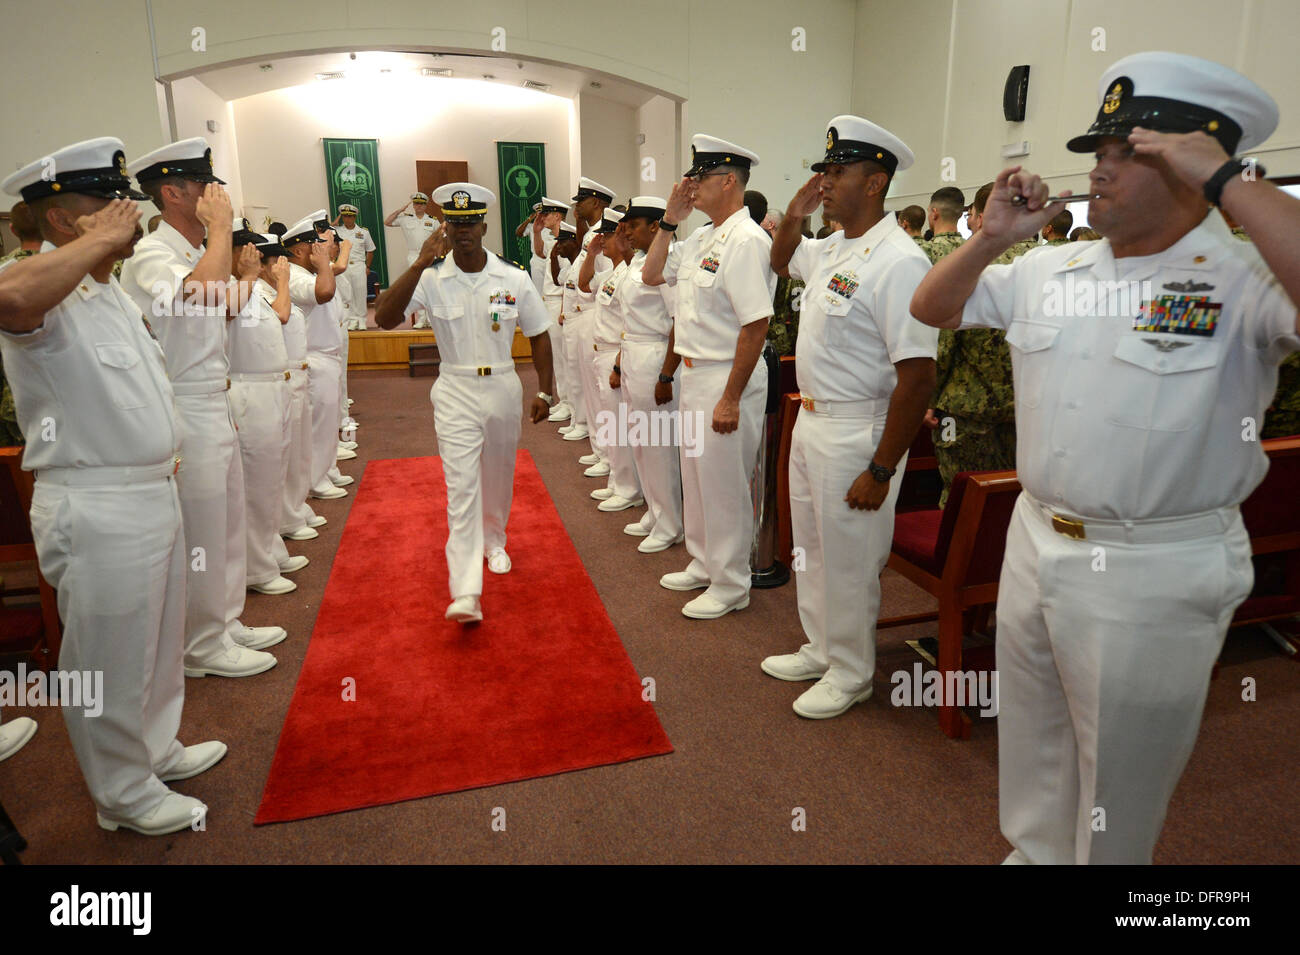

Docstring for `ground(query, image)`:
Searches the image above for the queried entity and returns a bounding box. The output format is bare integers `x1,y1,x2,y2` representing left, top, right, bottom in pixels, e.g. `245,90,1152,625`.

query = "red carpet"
254,451,673,824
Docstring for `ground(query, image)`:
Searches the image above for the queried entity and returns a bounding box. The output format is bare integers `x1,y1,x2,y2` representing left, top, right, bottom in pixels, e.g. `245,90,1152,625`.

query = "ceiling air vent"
522,80,551,91
315,71,346,81
422,67,453,77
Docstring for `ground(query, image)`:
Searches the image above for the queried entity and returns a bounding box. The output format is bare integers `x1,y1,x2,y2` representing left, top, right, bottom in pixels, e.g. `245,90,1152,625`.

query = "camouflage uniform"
1045,237,1070,246
1263,352,1300,439
912,234,927,249
929,236,1038,506
919,230,964,265
0,247,33,445
767,275,804,357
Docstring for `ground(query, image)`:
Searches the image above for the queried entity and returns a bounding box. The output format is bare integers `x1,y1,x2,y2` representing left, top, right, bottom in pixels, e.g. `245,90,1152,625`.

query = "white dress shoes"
792,678,873,719
282,525,319,540
623,522,651,537
231,625,287,651
249,575,297,595
98,792,207,836
335,447,358,461
330,473,355,487
306,514,328,528
578,453,601,465
563,427,590,441
184,645,277,679
583,462,611,477
159,741,228,782
558,424,575,435
445,595,482,623
682,592,750,619
311,484,348,500
486,548,512,574
638,534,684,554
0,717,37,763
338,440,358,451
278,555,309,575
760,653,828,682
659,571,710,592
590,488,615,501
597,495,643,512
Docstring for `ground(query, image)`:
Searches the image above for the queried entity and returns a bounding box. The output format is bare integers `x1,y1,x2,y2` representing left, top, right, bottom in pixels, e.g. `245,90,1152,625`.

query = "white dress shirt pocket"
428,305,467,346
1004,320,1061,409
93,342,151,410
1105,335,1220,432
819,292,854,349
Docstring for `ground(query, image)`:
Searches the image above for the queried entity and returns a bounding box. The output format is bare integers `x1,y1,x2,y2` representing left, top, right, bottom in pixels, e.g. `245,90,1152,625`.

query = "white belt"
680,357,730,368
171,378,230,396
38,456,181,487
439,362,516,377
798,395,888,417
593,341,621,352
230,371,291,382
1022,492,1236,545
621,333,668,344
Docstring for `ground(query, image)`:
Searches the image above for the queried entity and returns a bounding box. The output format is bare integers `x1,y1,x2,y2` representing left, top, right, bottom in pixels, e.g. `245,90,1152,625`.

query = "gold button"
1194,255,1206,263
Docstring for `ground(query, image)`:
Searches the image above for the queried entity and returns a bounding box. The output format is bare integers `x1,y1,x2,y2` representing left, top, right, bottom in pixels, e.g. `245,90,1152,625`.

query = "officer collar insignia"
1163,279,1215,293
1103,78,1129,114
453,190,470,209
828,271,859,298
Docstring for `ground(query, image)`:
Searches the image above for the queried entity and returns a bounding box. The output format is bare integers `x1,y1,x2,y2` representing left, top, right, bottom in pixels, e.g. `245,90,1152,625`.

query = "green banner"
496,142,546,268
323,138,390,286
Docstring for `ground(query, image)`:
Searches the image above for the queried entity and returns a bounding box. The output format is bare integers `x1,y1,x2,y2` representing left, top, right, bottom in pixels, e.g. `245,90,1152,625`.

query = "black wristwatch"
612,364,621,374
868,460,896,483
657,373,674,384
660,220,678,233
1203,158,1265,207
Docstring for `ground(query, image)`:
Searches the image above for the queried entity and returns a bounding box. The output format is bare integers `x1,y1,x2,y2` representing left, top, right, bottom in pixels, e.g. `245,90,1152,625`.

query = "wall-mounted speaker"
1004,65,1030,121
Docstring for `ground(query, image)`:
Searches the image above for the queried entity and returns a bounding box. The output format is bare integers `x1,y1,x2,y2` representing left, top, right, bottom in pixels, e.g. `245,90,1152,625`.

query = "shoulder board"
495,253,526,270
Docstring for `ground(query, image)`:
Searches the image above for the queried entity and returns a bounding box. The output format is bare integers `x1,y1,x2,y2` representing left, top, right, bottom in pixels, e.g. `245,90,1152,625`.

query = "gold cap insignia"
826,128,836,151
453,191,470,209
114,151,126,175
1102,81,1124,115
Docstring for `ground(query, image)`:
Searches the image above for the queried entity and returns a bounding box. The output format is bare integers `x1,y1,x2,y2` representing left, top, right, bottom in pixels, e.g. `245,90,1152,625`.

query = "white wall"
169,77,245,212
230,76,572,260
636,95,678,202
578,93,639,206
853,0,1300,209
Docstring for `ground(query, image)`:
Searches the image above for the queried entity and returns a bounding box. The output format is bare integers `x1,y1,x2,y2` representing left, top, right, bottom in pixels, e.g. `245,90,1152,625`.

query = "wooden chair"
0,446,60,670
879,470,1022,738
1232,436,1300,654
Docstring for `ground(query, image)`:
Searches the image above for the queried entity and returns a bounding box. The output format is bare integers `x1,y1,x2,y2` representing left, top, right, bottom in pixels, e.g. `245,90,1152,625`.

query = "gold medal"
492,322,501,332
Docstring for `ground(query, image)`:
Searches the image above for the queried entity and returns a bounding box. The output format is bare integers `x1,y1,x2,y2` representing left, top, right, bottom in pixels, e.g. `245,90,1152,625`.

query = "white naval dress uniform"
662,207,776,605
228,279,290,585
288,263,344,494
787,218,936,691
120,222,248,663
617,249,684,546
393,213,441,327
334,222,375,325
408,254,551,599
561,237,612,439
279,302,316,533
1,249,189,819
590,261,641,502
531,228,570,408
958,212,1298,864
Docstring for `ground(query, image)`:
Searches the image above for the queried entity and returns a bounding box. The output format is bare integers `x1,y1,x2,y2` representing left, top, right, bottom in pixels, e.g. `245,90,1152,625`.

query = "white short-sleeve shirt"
227,277,290,374
336,224,375,266
393,213,440,261
409,254,551,367
119,220,229,384
666,207,776,362
592,262,631,346
955,212,1299,519
790,216,937,402
288,263,342,357
0,247,179,471
617,250,673,341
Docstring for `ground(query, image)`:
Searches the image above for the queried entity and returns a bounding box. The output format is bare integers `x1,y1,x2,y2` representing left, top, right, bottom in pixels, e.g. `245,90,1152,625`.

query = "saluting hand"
665,177,698,224
235,242,261,280
308,239,332,271
73,198,141,247
979,165,1062,245
786,174,825,218
1127,127,1231,193
415,229,443,267
195,184,233,232
845,470,890,511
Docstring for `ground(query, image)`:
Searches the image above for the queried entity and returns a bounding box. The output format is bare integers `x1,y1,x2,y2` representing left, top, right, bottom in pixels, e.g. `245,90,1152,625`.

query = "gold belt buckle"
477,366,492,376
225,377,231,390
301,362,309,370
172,455,182,475
284,370,291,380
1051,515,1086,540
800,395,815,412
683,357,694,368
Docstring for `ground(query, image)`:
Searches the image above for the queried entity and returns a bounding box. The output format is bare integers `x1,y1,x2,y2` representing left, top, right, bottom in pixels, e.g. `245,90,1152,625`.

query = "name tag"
1134,294,1221,337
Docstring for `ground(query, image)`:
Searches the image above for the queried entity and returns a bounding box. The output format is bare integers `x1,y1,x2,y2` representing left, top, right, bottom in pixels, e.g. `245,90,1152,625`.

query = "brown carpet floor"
3,364,1298,864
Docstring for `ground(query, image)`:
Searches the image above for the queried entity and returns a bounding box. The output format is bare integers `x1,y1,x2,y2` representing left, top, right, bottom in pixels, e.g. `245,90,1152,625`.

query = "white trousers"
561,311,591,430
173,392,245,661
280,367,315,532
996,492,1254,864
790,410,904,691
338,263,367,322
30,477,189,819
544,296,567,405
592,348,642,501
621,339,682,544
579,330,610,465
407,252,429,326
229,379,286,586
432,371,523,598
339,325,351,428
306,352,342,491
678,357,767,605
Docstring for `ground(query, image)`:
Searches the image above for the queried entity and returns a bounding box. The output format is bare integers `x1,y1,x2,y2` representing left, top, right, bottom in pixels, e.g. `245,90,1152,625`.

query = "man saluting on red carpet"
376,183,556,623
